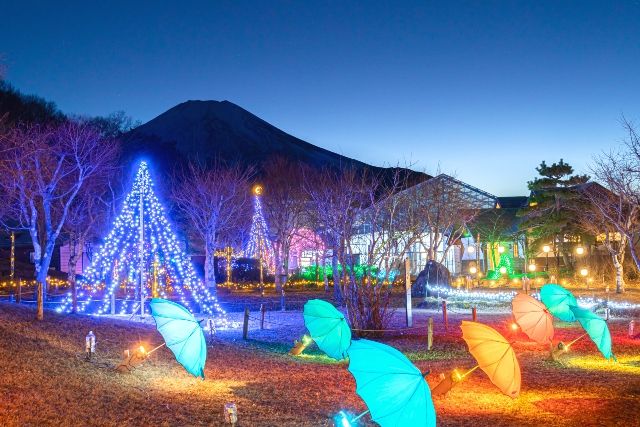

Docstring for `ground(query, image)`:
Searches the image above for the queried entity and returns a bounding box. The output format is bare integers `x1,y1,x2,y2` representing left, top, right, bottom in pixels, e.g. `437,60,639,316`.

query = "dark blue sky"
2,1,639,195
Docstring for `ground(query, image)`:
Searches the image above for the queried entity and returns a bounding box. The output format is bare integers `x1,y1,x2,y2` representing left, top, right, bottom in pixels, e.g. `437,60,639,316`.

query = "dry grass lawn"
0,299,639,426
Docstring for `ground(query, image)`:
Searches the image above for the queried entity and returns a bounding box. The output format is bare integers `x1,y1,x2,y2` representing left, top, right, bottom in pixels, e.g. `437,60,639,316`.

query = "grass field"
0,295,639,426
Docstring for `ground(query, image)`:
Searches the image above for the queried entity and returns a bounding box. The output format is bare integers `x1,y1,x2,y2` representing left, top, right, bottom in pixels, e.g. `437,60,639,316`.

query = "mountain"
122,100,428,183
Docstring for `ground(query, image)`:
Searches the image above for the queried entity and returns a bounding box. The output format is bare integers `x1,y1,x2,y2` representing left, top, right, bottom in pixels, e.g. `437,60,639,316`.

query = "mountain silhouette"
122,100,428,183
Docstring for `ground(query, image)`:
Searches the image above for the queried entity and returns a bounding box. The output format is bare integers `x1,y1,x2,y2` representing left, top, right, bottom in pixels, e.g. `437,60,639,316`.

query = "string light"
245,187,274,270
57,161,227,325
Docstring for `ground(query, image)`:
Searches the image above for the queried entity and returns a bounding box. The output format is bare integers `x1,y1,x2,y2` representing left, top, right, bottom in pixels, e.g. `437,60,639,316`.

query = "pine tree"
519,159,590,270
59,161,225,319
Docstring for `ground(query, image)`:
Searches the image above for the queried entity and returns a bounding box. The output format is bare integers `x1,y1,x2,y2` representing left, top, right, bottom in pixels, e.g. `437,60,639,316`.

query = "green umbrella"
346,339,436,426
149,298,207,379
540,284,578,322
303,299,351,360
569,305,615,360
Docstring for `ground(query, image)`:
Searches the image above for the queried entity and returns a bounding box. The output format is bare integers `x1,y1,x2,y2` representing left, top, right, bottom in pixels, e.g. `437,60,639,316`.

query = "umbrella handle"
351,410,370,423
566,333,588,349
459,365,479,380
147,342,166,356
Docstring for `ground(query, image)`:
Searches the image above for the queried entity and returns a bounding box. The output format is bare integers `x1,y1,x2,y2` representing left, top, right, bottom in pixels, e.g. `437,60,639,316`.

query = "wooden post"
242,307,250,340
442,301,448,331
405,257,412,327
16,278,21,304
427,317,434,351
472,306,477,322
260,303,266,330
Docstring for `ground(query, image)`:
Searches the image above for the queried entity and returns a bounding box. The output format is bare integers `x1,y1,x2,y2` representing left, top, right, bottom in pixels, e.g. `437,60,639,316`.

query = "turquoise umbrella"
149,298,207,379
569,305,615,360
303,299,351,360
540,284,578,322
346,339,436,427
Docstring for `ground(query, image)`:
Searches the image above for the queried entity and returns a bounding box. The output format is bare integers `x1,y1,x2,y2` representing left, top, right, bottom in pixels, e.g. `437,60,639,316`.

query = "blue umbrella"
149,298,207,379
540,284,578,322
569,305,615,360
346,339,436,426
303,299,351,360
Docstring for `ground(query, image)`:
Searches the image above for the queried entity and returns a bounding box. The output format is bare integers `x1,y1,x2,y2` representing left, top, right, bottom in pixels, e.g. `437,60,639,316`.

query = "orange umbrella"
512,293,554,345
460,321,521,398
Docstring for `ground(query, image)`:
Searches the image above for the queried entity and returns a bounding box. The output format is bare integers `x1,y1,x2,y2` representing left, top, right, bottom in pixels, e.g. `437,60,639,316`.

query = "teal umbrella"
149,298,207,379
346,339,436,427
569,305,615,360
540,284,578,322
303,299,351,360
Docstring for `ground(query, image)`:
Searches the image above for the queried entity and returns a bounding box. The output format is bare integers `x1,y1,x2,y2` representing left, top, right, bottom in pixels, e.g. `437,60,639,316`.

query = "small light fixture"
580,268,589,277
252,184,263,196
576,246,585,255
528,263,536,272
499,266,507,275
498,245,505,254
511,322,519,331
85,331,96,361
469,266,477,275
542,245,551,253
467,245,476,254
224,402,238,426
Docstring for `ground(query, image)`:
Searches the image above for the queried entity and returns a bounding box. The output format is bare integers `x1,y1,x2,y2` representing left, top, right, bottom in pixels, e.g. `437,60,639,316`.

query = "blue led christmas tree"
244,184,273,269
59,161,226,319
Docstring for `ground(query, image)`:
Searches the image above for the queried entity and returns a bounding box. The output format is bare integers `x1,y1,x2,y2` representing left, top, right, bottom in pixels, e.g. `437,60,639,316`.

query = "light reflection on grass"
564,355,640,374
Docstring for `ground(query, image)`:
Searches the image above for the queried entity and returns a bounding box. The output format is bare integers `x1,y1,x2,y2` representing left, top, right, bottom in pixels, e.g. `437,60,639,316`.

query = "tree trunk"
332,249,342,303
322,253,329,292
204,240,217,296
34,240,56,320
68,235,84,314
612,253,625,294
274,244,283,293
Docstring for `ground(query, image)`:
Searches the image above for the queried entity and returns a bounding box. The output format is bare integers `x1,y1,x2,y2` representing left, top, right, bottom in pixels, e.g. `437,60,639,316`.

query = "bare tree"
172,161,252,295
0,121,118,319
261,157,309,301
576,183,629,293
63,165,121,312
587,118,640,290
304,166,367,304
409,174,480,265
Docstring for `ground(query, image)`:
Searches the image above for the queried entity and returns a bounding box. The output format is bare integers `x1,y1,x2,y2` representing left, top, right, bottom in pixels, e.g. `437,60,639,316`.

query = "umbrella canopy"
149,298,207,379
347,339,436,427
512,293,554,345
569,305,615,360
303,299,351,360
460,321,521,398
540,284,578,322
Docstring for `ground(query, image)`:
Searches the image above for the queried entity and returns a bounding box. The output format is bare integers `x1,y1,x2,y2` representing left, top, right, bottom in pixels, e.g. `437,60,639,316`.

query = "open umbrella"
303,299,351,360
540,284,578,322
569,305,615,360
460,321,521,398
512,293,554,345
149,298,207,379
346,339,436,426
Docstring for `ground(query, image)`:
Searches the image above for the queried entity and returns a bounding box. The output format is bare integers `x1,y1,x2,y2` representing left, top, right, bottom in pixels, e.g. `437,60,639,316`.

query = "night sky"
2,1,639,196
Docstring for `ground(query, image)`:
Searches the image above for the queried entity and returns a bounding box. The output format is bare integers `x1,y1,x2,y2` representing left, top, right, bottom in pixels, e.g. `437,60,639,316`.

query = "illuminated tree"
245,183,274,272
60,161,225,318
